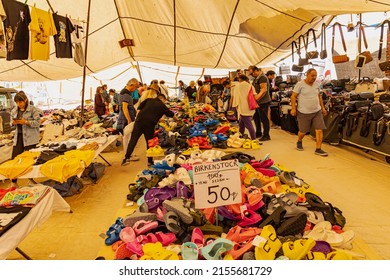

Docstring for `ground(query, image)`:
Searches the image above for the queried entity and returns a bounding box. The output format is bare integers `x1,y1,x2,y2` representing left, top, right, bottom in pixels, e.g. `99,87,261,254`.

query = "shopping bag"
247,87,258,110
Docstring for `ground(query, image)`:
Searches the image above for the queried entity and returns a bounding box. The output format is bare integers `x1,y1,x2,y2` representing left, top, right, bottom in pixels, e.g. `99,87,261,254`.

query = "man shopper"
250,66,271,141
121,94,175,166
290,68,328,156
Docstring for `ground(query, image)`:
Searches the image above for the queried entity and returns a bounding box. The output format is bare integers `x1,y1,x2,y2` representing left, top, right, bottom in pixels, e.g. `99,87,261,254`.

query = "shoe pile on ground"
105,147,355,260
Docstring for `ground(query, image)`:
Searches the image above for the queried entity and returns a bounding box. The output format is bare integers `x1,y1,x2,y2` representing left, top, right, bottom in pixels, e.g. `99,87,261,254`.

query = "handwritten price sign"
193,159,242,209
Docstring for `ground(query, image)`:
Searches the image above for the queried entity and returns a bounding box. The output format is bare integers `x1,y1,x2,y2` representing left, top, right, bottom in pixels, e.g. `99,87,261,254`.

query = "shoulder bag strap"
358,23,368,53
298,34,308,55
332,22,347,54
378,20,390,60
291,41,298,62
306,28,318,49
321,23,326,52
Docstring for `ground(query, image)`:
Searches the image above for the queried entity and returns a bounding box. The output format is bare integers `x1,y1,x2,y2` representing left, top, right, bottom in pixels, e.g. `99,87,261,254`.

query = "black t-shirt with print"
53,14,75,58
2,0,31,60
0,205,31,237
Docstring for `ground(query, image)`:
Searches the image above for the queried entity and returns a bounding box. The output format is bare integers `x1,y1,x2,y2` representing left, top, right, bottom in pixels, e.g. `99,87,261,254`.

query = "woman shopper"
94,86,106,117
232,74,256,139
10,91,41,187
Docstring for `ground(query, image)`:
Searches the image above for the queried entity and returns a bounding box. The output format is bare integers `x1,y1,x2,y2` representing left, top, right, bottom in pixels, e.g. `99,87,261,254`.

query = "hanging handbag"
347,14,355,32
291,41,304,72
320,23,328,59
332,22,350,64
279,64,290,75
355,24,373,67
298,35,309,66
305,28,319,59
355,77,376,94
247,87,258,110
378,20,390,71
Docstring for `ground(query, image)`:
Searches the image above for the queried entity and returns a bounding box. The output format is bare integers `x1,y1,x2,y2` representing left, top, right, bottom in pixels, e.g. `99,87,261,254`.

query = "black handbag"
297,36,309,66
291,64,304,72
305,28,319,59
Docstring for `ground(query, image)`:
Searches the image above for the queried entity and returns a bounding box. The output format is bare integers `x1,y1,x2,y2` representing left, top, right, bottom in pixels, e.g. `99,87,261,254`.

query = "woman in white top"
232,74,256,139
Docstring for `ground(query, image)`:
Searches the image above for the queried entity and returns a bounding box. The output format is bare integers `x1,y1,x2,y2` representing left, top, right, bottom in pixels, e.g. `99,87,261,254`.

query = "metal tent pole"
80,0,92,125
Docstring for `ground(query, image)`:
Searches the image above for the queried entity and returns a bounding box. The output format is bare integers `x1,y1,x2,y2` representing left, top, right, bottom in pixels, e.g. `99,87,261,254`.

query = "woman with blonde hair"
185,80,197,102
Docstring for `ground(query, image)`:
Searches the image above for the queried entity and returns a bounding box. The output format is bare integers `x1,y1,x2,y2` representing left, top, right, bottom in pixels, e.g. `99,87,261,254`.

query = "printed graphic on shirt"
2,0,31,60
53,14,74,58
30,6,56,61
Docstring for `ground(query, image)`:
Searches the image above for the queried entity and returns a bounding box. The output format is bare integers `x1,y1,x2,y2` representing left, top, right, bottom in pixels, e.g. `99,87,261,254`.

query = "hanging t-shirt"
2,0,31,60
29,7,57,61
0,1,7,58
52,13,74,58
70,18,85,66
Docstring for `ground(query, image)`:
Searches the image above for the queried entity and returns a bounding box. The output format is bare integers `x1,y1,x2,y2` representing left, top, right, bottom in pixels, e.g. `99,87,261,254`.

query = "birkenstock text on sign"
193,159,241,209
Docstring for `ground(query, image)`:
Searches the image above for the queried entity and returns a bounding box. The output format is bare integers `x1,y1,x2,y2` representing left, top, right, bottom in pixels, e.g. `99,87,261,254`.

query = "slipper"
276,212,308,236
163,198,194,224
189,223,223,236
304,193,337,225
115,242,135,260
245,186,263,206
200,238,234,260
311,240,333,255
126,240,144,256
226,225,261,243
123,210,157,227
282,238,316,260
237,210,262,227
217,206,240,221
111,240,125,252
191,227,205,248
119,226,136,243
141,242,180,260
259,180,281,194
326,249,353,260
254,225,282,260
181,242,199,260
304,221,344,246
163,211,182,234
154,231,177,246
228,241,255,260
132,220,159,236
176,181,192,199
251,140,262,149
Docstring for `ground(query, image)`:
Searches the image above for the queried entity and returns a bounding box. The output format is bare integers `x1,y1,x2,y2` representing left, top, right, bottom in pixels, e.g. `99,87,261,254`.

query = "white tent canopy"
0,0,389,82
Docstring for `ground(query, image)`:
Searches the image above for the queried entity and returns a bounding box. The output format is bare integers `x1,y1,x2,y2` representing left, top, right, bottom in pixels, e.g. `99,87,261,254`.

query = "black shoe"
255,133,263,139
259,136,271,141
296,141,303,151
121,158,130,166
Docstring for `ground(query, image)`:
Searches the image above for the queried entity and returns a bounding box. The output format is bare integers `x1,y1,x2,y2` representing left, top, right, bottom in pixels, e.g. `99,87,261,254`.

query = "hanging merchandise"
378,20,390,72
331,22,350,64
304,28,319,59
2,0,31,60
291,41,304,72
297,35,309,66
70,18,85,67
320,23,327,59
29,6,57,61
52,13,75,58
0,2,6,58
355,23,373,68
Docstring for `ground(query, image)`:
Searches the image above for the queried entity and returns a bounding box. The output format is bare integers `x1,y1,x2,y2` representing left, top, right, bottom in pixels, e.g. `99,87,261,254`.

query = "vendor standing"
10,91,41,186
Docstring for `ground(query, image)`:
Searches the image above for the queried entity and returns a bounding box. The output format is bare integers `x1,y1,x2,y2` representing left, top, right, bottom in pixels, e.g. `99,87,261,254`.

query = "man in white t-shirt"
291,69,328,156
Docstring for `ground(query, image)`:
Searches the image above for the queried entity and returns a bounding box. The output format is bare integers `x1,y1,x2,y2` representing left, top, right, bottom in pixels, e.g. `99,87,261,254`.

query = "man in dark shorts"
290,69,328,156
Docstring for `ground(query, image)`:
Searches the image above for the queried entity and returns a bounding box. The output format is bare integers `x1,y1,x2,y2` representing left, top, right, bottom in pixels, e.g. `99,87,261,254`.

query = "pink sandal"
237,210,262,227
132,220,159,235
191,227,205,248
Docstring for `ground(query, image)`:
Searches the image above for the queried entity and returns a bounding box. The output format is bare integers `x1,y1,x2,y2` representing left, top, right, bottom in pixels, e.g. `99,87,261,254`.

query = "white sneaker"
130,155,140,161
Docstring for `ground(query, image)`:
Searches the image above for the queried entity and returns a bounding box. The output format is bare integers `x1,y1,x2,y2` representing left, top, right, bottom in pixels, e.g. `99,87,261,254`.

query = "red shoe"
148,137,159,148
214,125,229,134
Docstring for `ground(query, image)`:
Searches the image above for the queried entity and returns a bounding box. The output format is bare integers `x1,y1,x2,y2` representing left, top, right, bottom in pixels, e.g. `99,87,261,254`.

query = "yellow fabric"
29,7,57,61
40,150,94,182
0,151,40,179
64,150,95,167
40,155,84,183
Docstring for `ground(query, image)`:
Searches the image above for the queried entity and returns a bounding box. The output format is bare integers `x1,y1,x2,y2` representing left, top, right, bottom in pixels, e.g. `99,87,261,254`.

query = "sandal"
181,242,199,260
254,225,282,260
226,225,261,243
163,211,182,234
132,220,159,235
282,238,316,260
163,198,194,224
251,139,262,149
276,212,308,236
237,210,262,227
119,226,136,243
200,238,233,260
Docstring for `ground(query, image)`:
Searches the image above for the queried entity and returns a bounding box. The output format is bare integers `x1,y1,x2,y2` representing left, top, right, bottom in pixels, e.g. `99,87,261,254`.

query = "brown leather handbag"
332,22,349,64
297,36,309,66
378,20,390,71
356,24,373,65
